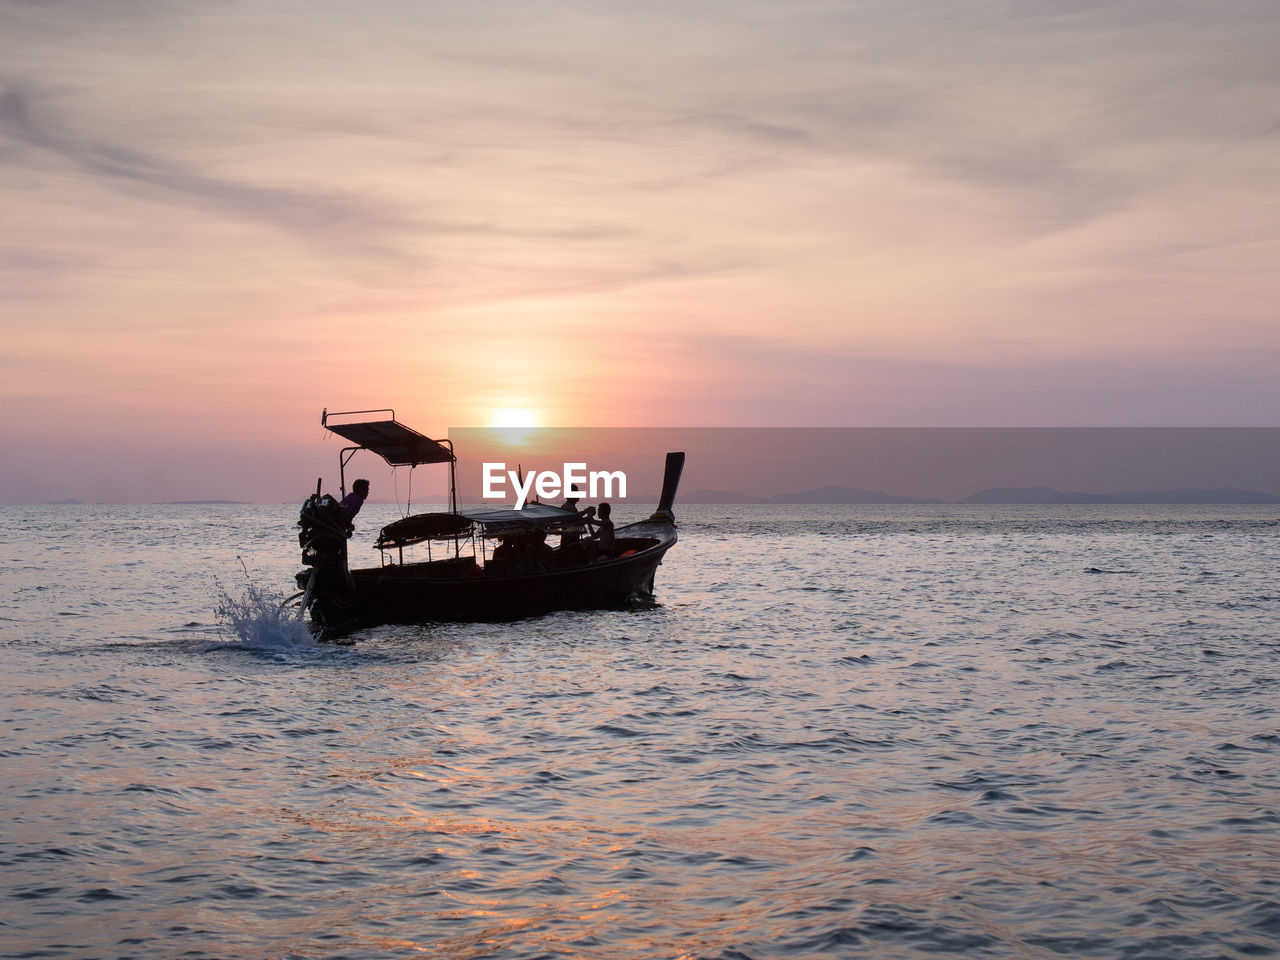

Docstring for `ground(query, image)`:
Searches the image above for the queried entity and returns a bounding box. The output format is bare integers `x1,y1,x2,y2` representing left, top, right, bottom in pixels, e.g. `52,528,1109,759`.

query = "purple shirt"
340,491,366,522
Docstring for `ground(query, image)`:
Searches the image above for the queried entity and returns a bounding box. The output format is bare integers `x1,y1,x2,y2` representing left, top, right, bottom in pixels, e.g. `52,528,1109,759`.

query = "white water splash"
213,579,314,648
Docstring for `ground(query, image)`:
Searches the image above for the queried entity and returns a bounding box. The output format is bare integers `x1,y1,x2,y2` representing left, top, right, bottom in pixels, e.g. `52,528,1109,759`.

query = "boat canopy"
320,408,458,511
459,503,582,537
374,503,582,551
323,417,454,466
375,512,474,550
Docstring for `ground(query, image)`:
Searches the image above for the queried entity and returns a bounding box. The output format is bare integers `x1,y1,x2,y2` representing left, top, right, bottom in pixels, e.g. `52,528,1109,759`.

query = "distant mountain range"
960,486,1280,504
38,487,1279,507
161,500,251,505
682,485,1280,505
683,486,942,504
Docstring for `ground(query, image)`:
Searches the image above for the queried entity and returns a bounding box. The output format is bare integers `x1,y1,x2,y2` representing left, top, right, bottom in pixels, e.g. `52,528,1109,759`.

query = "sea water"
1,503,1278,959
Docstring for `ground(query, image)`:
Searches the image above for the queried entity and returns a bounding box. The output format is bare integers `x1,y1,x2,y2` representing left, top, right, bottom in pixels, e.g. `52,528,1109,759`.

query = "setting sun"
489,407,540,429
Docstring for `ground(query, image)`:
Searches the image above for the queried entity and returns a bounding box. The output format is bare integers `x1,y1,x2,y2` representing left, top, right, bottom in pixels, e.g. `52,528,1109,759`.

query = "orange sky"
2,3,1279,502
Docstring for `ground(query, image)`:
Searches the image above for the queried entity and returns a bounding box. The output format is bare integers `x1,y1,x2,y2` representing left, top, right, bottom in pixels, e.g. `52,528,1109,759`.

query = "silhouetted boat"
291,409,684,639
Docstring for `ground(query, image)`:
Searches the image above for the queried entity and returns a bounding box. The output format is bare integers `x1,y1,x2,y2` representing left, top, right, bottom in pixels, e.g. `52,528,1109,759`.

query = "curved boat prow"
650,451,685,522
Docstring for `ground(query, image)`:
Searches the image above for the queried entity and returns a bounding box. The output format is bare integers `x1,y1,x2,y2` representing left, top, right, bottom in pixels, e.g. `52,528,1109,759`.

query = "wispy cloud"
2,0,1279,503
0,84,409,236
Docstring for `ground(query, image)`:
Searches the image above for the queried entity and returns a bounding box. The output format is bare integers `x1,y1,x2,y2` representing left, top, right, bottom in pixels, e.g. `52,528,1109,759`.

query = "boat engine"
296,493,358,638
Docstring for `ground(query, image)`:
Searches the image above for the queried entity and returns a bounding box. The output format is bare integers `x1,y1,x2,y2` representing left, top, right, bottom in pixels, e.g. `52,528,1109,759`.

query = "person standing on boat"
341,479,370,526
586,502,615,560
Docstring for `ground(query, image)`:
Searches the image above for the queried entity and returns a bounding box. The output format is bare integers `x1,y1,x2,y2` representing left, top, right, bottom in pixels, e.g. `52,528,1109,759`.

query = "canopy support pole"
339,446,361,497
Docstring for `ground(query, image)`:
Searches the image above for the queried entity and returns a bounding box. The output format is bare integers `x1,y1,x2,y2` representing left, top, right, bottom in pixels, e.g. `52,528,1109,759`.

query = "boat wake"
213,580,314,649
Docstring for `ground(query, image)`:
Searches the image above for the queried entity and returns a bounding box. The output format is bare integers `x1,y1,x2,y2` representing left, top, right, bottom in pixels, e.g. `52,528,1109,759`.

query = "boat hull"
346,521,676,626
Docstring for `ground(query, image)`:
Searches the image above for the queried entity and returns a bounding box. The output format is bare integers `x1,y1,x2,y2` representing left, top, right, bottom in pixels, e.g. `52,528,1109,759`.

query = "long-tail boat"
292,409,683,639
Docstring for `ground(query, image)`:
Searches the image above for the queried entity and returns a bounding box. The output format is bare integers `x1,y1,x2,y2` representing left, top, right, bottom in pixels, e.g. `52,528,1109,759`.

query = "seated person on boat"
524,531,555,570
486,531,554,575
556,497,589,566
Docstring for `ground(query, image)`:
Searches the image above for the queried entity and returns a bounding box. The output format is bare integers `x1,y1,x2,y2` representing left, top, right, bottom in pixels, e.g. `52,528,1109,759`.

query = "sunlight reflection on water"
1,504,1278,958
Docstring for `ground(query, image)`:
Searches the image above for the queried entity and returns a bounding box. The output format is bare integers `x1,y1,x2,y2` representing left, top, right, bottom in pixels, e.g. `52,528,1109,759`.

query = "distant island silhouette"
158,504,250,512
682,485,1280,505
683,486,942,504
961,486,1280,504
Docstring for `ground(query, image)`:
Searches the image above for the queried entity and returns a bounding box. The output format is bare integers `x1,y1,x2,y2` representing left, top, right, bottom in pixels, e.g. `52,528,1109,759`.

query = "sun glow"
489,407,540,429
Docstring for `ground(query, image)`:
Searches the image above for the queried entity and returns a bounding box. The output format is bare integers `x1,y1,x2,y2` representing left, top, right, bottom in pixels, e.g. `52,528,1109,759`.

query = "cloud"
0,83,419,235
634,330,1280,427
651,2,1280,237
1,0,1278,456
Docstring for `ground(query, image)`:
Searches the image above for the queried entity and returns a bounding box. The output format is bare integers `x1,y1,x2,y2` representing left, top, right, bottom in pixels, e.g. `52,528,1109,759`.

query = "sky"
447,428,1280,503
2,0,1278,502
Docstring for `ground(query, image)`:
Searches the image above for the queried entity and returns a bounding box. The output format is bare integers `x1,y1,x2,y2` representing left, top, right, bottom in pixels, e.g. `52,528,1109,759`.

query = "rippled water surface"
2,503,1279,959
